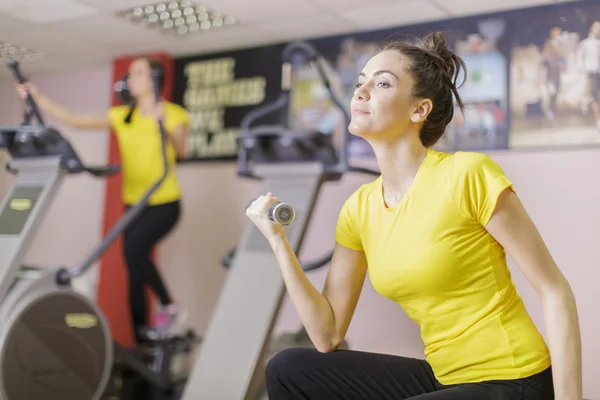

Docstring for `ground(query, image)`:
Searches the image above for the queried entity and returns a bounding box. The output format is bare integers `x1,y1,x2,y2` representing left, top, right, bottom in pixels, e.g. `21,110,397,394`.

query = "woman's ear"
410,98,433,123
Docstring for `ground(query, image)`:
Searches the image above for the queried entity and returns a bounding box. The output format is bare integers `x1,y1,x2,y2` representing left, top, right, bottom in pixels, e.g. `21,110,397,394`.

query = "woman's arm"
165,123,189,159
270,237,367,352
485,188,582,400
17,83,111,130
155,102,190,159
247,193,368,353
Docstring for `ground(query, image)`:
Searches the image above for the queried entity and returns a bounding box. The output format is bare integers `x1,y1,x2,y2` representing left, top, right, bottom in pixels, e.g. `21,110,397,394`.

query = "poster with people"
509,3,600,148
435,18,510,153
287,16,512,159
172,1,600,162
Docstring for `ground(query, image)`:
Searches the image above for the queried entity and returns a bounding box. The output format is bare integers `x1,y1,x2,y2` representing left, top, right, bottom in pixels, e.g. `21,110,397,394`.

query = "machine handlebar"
281,41,319,63
85,165,121,177
237,40,380,181
7,61,45,126
221,246,332,272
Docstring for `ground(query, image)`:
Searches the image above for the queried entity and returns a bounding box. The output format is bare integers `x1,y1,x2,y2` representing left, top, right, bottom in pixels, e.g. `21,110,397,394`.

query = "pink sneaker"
152,304,188,337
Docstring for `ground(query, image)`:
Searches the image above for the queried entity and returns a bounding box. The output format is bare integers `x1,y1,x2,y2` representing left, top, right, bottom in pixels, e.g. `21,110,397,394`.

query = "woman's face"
126,58,153,98
349,50,430,141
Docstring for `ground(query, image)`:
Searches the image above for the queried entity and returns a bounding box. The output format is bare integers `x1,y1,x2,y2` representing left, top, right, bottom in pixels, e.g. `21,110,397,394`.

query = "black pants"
265,348,554,399
123,200,181,342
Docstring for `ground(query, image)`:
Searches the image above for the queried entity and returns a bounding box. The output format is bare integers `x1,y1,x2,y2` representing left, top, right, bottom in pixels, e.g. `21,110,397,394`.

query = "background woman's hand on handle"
13,80,110,131
246,192,286,243
15,82,39,101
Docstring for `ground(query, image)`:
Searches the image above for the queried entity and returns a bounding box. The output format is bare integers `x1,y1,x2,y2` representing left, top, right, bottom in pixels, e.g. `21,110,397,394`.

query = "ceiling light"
0,42,44,64
116,0,236,36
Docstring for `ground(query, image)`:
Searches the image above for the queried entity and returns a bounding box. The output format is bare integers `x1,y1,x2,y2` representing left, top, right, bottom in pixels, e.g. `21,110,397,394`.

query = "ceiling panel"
2,0,99,23
200,0,316,23
341,0,449,30
168,24,273,56
78,0,167,12
0,11,31,31
432,0,553,17
253,13,359,42
0,0,36,11
49,12,168,45
0,24,87,54
309,0,407,12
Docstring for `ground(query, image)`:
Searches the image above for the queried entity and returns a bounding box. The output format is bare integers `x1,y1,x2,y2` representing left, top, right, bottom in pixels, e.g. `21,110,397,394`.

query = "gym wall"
0,66,598,398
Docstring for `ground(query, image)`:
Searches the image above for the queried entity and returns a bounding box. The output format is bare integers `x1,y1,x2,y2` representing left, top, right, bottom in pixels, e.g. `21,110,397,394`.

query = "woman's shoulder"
107,105,132,126
108,104,130,116
438,150,509,202
430,149,500,176
164,101,189,114
343,176,381,208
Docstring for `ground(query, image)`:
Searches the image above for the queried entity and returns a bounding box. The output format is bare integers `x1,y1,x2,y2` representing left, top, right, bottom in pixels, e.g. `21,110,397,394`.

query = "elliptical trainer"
0,60,195,400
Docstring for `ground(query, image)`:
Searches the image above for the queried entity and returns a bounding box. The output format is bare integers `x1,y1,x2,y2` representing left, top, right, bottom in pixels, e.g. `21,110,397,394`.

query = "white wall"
0,67,598,398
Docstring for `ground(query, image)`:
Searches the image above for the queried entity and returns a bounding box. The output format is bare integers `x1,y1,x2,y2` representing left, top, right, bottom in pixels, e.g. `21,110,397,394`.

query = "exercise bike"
181,40,380,400
0,61,196,400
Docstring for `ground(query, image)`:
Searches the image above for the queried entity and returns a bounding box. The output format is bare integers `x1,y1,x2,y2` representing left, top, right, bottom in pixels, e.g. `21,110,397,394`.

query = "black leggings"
123,200,181,341
265,348,554,399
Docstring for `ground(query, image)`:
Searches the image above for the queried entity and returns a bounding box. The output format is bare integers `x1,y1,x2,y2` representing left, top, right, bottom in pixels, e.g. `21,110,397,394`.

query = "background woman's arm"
165,123,189,159
17,83,111,130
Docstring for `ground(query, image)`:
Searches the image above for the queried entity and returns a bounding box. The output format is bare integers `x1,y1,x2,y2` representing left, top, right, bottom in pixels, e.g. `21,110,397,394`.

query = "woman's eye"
355,82,364,89
377,82,390,88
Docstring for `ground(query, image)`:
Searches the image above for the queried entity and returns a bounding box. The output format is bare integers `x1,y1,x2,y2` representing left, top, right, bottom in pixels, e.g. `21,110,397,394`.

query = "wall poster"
173,1,600,162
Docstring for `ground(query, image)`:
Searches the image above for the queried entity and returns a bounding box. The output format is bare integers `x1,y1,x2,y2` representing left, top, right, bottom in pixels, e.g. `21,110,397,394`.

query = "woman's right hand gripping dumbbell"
246,191,345,354
246,192,286,244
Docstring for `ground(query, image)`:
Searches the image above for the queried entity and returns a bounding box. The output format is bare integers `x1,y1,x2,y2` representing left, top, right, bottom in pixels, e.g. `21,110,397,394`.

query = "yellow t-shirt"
107,101,190,206
335,148,551,385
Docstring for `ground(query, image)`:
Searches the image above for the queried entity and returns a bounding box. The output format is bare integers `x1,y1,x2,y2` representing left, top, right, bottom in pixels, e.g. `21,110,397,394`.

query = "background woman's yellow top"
107,102,190,206
335,148,551,385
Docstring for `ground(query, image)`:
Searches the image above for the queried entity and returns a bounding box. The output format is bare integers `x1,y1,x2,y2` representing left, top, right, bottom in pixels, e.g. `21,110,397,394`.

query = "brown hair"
381,31,467,147
124,56,166,124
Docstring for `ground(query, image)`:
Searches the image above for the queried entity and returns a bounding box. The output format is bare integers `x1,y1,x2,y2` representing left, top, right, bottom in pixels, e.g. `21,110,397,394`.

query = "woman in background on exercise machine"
247,31,582,399
15,56,190,345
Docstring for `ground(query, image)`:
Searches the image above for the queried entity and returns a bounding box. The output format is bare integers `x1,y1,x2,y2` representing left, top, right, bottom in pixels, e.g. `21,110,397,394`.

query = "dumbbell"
245,198,296,226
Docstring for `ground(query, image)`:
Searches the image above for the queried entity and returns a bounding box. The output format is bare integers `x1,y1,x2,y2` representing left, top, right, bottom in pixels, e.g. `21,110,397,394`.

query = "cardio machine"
0,61,196,400
181,41,380,400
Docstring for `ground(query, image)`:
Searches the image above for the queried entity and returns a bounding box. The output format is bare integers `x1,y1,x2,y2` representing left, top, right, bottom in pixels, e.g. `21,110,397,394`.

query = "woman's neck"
371,135,428,206
135,93,156,115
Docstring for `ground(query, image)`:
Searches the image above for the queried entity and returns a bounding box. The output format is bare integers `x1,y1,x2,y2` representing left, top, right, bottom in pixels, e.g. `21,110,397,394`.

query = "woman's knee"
265,347,323,384
122,240,150,268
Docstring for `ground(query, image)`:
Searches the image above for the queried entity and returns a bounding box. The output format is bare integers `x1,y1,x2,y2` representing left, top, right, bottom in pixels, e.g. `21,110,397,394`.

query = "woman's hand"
154,101,165,121
15,82,39,100
245,192,286,243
